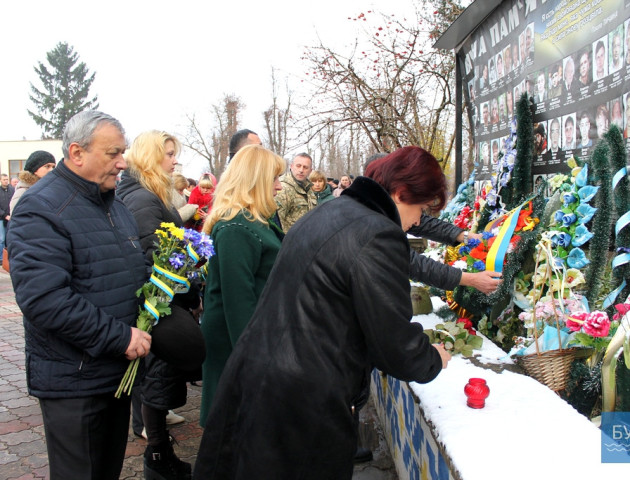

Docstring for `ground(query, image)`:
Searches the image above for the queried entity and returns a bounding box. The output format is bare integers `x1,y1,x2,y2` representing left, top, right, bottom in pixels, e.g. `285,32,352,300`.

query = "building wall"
0,140,63,179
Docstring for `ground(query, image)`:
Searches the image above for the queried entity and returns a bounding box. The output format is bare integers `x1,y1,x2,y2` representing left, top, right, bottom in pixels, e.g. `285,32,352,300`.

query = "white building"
0,140,62,179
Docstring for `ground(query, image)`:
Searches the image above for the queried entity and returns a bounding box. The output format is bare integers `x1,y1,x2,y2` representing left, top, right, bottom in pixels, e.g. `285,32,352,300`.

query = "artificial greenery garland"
510,94,534,208
585,137,614,306
605,125,630,305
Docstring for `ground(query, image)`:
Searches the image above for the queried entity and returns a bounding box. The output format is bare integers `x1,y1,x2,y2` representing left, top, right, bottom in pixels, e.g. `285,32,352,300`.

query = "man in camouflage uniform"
276,153,318,232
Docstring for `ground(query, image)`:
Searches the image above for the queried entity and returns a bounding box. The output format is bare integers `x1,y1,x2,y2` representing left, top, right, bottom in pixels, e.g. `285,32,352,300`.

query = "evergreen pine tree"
28,42,99,139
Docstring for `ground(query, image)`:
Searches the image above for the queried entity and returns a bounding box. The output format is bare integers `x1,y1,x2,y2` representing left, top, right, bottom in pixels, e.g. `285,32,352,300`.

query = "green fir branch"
511,93,534,208
586,138,614,306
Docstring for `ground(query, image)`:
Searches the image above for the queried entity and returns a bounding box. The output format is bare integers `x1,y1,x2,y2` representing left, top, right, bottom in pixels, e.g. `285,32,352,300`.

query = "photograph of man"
507,89,514,118
512,43,520,70
496,53,504,80
610,26,624,74
498,93,507,124
525,76,534,99
611,97,623,129
519,32,527,65
578,48,592,88
491,139,500,166
479,141,490,167
543,117,564,162
514,84,523,104
490,97,499,125
595,104,609,140
482,101,490,127
625,93,630,138
593,37,608,81
526,23,535,60
468,81,476,103
577,110,594,148
548,62,562,99
625,19,630,66
479,63,489,90
503,45,512,74
489,58,497,84
563,114,576,150
534,174,546,194
534,121,547,156
534,69,547,103
562,55,579,100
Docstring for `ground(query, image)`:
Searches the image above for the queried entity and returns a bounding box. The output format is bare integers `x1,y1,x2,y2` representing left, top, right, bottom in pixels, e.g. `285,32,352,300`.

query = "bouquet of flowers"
424,319,483,357
115,223,215,398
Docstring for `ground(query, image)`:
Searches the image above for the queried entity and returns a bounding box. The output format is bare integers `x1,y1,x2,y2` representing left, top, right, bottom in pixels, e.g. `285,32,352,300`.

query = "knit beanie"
24,151,55,174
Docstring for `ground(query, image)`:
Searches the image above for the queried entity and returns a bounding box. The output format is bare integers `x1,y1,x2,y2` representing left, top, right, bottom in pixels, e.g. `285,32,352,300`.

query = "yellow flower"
567,156,577,169
565,269,585,288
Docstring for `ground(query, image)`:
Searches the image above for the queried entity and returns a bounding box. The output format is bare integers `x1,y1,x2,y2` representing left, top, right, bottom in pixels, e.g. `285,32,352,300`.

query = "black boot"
353,446,373,464
144,440,192,480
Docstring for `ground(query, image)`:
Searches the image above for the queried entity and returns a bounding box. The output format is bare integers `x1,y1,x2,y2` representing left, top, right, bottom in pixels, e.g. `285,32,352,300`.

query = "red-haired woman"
193,146,451,480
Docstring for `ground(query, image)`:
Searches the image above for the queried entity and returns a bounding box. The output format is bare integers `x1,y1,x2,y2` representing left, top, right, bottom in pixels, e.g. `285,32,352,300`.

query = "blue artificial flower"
567,248,590,269
486,191,497,207
504,152,515,166
553,256,565,268
561,213,577,228
169,252,186,269
562,192,578,206
554,210,565,224
467,238,481,248
510,118,517,134
197,238,215,258
500,173,511,187
482,231,494,240
575,164,588,187
576,204,597,224
577,185,599,203
618,247,630,254
459,245,471,255
550,231,572,248
473,260,486,271
572,225,594,247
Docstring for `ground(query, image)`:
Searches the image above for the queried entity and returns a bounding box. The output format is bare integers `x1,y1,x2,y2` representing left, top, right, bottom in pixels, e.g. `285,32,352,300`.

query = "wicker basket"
516,347,593,392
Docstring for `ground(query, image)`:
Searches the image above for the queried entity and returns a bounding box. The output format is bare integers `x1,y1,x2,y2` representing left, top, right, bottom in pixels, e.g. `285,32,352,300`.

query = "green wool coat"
199,211,281,426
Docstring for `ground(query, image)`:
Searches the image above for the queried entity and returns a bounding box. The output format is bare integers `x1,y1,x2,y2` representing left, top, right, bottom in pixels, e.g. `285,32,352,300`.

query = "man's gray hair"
62,110,125,159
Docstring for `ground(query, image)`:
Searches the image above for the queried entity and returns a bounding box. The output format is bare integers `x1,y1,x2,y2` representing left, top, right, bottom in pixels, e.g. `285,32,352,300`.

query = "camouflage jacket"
275,173,317,233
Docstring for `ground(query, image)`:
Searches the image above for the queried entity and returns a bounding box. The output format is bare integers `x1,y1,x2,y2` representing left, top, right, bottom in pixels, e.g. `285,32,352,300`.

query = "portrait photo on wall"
543,117,564,163
577,108,595,149
548,62,563,99
595,103,610,141
609,24,624,74
491,138,500,166
534,121,548,157
562,113,577,151
625,18,630,67
562,54,580,101
610,96,623,129
593,35,608,82
577,47,592,89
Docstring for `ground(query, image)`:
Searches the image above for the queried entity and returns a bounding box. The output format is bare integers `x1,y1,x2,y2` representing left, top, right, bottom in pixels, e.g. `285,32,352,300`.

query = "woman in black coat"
117,130,197,480
193,146,451,479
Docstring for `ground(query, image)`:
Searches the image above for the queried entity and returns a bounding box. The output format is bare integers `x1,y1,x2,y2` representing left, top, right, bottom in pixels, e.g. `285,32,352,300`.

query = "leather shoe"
353,446,373,463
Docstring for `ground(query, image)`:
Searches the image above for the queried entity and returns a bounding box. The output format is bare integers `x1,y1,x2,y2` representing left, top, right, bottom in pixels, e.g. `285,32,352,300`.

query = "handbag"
2,248,9,273
150,304,206,371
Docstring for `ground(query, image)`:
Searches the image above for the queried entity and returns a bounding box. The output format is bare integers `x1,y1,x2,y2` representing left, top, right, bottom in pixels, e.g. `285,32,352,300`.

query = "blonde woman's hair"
309,170,326,183
125,130,180,208
203,145,285,233
172,173,188,191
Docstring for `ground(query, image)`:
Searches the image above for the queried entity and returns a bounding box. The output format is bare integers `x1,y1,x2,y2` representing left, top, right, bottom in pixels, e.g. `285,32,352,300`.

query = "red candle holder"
464,378,490,408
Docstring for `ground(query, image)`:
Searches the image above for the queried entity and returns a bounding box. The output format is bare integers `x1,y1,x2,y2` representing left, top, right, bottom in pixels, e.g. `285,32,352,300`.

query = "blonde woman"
172,173,197,222
117,131,198,480
199,144,285,426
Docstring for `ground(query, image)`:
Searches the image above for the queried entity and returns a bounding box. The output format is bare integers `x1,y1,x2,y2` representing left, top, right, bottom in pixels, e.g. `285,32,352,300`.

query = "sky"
408,297,630,479
1,0,419,176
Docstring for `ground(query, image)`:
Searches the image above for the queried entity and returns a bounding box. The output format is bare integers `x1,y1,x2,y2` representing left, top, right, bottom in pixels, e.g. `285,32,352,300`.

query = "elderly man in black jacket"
7,111,151,480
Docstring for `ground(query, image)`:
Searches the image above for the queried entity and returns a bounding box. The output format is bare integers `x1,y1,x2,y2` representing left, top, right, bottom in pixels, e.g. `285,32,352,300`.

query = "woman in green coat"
309,169,335,204
199,145,285,426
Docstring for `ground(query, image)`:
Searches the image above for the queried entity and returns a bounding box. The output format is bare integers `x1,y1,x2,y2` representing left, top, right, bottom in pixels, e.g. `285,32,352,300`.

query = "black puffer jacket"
193,176,443,480
407,215,464,290
7,161,146,398
116,171,195,409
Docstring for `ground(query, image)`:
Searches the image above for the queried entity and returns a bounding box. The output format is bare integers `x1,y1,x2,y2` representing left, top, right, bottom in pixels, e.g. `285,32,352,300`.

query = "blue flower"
561,213,577,228
554,210,565,224
572,225,594,247
562,193,578,206
577,185,599,203
575,164,588,187
169,253,186,269
482,231,494,240
576,204,597,224
459,245,471,255
553,256,565,268
486,191,497,207
567,248,590,269
550,231,572,248
473,261,486,271
467,238,481,248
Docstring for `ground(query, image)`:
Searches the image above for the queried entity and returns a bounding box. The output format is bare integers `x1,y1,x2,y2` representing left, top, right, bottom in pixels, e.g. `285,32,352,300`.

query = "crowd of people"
4,110,502,480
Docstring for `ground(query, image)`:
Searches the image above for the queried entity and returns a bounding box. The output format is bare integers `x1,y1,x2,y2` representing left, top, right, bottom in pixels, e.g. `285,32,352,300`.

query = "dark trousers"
39,394,131,480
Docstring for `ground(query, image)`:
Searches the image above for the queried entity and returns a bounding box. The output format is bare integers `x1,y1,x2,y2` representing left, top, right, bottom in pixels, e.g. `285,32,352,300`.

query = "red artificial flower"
613,302,630,321
456,318,476,335
583,311,611,337
566,311,587,332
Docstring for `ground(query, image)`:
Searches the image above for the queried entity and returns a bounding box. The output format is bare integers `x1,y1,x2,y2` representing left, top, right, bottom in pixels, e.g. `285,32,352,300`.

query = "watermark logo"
601,412,630,463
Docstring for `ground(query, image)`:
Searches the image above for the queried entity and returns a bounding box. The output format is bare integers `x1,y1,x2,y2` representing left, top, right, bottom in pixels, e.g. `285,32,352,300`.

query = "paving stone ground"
0,270,397,479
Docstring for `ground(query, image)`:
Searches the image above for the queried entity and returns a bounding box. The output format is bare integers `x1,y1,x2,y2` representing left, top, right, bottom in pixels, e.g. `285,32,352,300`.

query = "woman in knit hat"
10,151,56,212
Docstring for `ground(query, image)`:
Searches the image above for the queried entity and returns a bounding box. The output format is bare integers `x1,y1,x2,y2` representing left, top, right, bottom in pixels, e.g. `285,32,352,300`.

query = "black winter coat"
407,215,464,290
193,176,443,480
7,162,146,398
116,172,193,410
